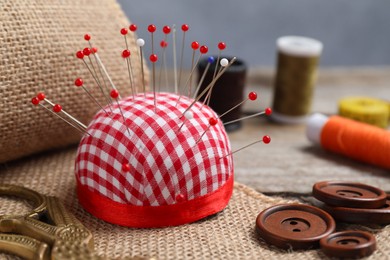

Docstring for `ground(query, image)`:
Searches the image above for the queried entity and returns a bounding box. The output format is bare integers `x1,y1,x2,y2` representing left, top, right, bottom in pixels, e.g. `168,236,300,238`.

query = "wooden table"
230,67,390,194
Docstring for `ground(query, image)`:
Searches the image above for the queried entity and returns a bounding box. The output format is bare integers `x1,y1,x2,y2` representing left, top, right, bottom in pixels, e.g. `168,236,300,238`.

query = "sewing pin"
193,56,215,98
220,135,271,159
74,78,109,114
178,24,189,88
158,25,171,91
150,53,158,112
172,25,178,94
224,107,272,126
195,117,218,143
182,57,236,117
136,38,146,97
110,89,131,137
148,24,156,54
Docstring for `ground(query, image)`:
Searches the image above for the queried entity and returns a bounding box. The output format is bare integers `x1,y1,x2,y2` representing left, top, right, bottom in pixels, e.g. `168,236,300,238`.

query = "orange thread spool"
307,114,390,169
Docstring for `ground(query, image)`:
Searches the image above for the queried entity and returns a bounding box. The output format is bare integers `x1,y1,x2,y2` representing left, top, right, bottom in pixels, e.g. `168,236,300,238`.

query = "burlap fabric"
0,0,148,163
1,147,389,259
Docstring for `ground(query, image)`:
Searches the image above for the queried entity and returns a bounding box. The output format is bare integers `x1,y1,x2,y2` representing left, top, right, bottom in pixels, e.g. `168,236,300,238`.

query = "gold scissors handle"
1,184,151,260
0,184,94,259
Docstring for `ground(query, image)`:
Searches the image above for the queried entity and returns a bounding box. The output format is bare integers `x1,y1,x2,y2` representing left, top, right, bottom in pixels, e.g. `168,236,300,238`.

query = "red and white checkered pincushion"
75,92,234,227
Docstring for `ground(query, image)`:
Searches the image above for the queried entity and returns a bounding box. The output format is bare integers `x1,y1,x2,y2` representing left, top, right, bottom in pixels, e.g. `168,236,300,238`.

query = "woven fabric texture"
1,147,389,259
76,92,232,206
0,0,149,163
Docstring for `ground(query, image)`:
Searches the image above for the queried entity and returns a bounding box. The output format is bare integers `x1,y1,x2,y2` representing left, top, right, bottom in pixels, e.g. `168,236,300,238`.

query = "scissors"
0,183,102,259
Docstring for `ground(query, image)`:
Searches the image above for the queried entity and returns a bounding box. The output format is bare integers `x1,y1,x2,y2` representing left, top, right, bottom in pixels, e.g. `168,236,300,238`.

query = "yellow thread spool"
271,36,323,124
339,97,389,128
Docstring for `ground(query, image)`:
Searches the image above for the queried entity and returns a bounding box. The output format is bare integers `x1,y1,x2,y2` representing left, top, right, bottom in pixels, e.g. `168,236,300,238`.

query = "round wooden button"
320,230,376,258
322,194,390,224
312,181,387,209
256,204,336,250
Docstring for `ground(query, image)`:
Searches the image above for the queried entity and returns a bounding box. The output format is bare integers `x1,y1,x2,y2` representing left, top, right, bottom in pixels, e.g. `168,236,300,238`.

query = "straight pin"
181,57,237,117
178,24,189,88
193,56,215,99
220,135,271,159
136,38,146,97
110,89,132,137
31,96,90,136
149,53,158,112
74,78,109,115
224,108,272,126
172,25,178,94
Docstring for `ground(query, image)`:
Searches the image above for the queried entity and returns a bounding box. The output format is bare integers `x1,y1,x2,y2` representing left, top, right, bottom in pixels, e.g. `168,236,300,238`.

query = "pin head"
220,58,229,67
120,28,128,35
263,135,271,144
53,104,62,113
83,48,91,56
200,45,208,54
129,24,137,32
136,38,145,47
207,56,215,63
75,78,83,87
122,49,131,58
191,41,199,50
218,42,226,50
184,111,193,120
181,24,189,32
265,108,272,116
91,47,98,54
122,163,131,172
110,89,119,99
160,40,168,48
37,93,46,101
176,193,186,203
148,24,156,33
209,117,218,126
163,25,171,34
84,34,91,41
76,51,84,59
248,92,257,101
31,97,40,105
149,54,158,63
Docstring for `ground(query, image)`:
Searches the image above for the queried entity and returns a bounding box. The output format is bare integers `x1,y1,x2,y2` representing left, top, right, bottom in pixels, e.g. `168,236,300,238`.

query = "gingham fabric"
75,92,233,207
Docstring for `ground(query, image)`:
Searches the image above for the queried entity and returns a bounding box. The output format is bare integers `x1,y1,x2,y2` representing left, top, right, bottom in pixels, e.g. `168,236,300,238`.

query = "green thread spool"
271,36,323,124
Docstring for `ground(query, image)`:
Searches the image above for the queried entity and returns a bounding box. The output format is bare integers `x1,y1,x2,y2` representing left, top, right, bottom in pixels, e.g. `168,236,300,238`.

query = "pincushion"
75,92,234,227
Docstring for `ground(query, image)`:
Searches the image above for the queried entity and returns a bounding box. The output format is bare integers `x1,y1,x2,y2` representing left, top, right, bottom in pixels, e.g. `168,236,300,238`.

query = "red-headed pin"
224,107,272,126
150,54,158,111
178,24,189,88
74,78,108,114
196,117,219,143
221,135,271,159
110,89,131,137
148,24,157,53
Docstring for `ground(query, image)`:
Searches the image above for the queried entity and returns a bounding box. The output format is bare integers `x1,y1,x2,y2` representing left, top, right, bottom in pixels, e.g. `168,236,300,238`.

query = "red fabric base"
77,174,234,228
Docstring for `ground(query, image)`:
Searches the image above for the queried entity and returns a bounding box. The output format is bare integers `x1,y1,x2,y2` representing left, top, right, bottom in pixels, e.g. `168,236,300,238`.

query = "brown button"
320,230,376,258
312,181,387,209
256,204,336,250
321,194,390,224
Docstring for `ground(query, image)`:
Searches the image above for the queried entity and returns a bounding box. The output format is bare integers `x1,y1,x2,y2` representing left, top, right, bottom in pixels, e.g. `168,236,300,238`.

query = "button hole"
292,229,301,232
290,221,298,225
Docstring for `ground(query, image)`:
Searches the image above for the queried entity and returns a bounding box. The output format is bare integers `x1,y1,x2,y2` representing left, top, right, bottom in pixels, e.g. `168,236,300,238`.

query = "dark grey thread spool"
197,57,247,132
271,36,323,124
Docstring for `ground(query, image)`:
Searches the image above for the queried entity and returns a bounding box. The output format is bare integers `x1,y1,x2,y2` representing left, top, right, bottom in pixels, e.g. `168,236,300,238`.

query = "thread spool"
197,56,247,132
306,113,390,170
338,96,389,128
271,36,323,124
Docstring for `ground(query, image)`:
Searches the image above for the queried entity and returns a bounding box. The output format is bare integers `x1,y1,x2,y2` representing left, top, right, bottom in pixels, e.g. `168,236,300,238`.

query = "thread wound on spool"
339,97,390,128
320,115,390,169
271,36,323,124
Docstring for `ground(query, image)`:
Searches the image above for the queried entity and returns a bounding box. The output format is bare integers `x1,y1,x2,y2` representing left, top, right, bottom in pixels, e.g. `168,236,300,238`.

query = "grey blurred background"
118,0,390,68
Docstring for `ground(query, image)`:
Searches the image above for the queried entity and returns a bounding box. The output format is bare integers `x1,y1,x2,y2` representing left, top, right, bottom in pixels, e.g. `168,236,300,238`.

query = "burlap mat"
1,147,389,259
0,0,148,163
